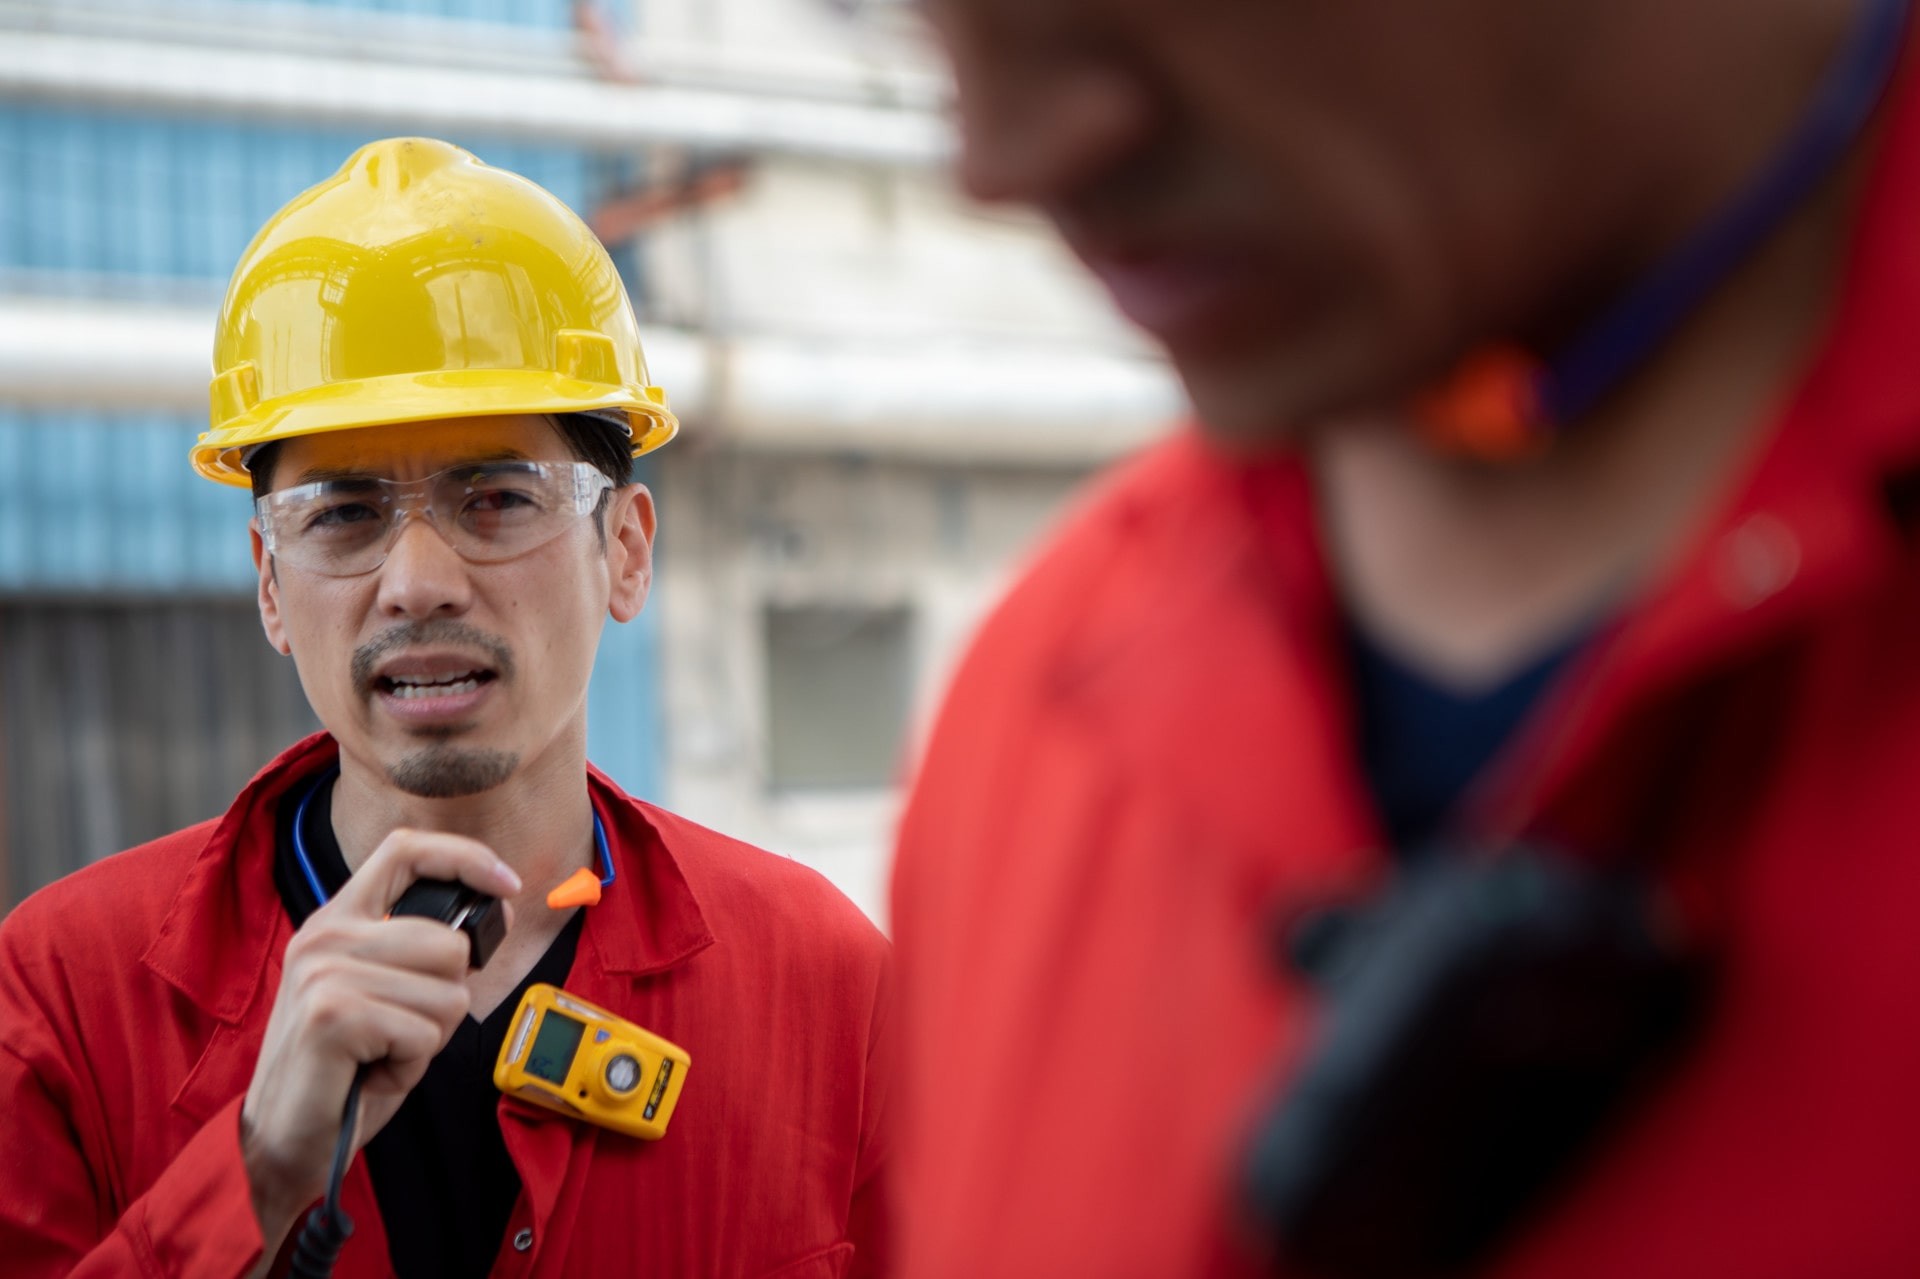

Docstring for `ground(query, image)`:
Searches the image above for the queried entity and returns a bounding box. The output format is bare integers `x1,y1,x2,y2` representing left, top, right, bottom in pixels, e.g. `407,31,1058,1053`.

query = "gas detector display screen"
527,1011,587,1085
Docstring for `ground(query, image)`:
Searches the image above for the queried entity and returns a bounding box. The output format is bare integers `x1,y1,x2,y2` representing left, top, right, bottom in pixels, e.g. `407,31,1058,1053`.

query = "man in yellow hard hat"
0,138,893,1278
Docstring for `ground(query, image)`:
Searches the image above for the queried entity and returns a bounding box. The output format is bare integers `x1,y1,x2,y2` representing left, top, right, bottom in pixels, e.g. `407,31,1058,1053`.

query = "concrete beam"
0,30,950,168
0,297,1181,465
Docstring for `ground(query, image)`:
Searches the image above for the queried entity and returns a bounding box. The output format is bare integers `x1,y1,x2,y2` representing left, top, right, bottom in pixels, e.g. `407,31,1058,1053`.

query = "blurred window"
765,603,913,791
0,599,317,912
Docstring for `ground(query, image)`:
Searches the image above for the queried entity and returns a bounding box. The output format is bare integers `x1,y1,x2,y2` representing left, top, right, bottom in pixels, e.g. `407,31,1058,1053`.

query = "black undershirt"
1347,625,1584,852
273,772,584,1279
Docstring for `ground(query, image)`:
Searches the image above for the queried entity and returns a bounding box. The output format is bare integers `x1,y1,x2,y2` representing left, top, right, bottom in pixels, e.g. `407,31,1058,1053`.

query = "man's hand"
240,829,521,1247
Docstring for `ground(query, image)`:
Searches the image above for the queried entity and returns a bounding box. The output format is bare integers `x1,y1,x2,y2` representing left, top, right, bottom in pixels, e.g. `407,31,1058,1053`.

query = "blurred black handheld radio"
1240,849,1707,1279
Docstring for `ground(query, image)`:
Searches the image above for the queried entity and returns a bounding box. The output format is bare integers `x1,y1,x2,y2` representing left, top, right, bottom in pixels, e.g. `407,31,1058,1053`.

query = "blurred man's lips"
1082,246,1272,346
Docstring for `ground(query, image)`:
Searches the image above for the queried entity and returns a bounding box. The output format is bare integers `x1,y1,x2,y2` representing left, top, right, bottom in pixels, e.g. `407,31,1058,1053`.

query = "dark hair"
247,413,635,501
555,413,634,541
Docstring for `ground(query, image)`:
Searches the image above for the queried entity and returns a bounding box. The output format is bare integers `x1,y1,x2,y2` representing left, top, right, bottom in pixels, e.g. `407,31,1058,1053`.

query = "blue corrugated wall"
211,0,580,25
0,110,597,286
0,103,666,800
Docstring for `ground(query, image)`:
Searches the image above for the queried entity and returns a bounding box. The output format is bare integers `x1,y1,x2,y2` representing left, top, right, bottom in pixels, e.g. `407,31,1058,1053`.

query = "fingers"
242,827,519,1234
288,913,472,983
328,827,522,920
290,956,473,1064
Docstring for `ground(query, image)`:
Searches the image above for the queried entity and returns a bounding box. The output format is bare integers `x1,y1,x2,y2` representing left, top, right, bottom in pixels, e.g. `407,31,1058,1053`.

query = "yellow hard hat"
193,137,678,486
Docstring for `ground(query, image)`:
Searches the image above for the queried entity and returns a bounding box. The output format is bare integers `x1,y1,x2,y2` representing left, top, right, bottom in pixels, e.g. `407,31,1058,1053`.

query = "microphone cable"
286,1067,366,1279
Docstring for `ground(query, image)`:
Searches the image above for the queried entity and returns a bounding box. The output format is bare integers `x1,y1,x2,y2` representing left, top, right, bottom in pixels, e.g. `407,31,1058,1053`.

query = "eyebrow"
292,449,531,486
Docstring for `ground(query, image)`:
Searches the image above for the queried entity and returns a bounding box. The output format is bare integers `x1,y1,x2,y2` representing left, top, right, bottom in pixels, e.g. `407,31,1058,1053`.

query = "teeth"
387,675,483,699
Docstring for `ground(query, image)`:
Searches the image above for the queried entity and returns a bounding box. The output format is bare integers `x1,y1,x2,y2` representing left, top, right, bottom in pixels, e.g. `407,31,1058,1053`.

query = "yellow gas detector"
494,983,691,1140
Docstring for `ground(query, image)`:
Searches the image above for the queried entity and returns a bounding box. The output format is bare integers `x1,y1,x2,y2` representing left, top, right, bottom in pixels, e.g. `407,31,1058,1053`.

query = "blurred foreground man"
0,139,891,1278
894,0,1920,1275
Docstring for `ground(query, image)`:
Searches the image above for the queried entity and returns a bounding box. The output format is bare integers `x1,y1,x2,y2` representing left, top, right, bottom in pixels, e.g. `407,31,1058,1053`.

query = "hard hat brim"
192,367,678,487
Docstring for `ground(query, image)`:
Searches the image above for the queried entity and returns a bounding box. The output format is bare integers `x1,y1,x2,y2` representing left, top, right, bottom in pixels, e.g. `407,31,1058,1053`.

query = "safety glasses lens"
257,461,606,576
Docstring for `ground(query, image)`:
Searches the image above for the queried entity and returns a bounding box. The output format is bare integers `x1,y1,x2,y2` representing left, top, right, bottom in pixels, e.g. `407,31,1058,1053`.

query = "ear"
606,484,657,624
252,520,293,656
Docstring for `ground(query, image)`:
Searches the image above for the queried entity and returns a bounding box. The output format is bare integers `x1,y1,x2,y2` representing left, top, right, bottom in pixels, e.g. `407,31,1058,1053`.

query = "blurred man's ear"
607,484,657,623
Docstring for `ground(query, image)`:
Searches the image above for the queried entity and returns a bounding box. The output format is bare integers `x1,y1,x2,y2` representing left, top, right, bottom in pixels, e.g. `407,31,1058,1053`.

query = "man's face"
253,414,654,800
928,0,1589,442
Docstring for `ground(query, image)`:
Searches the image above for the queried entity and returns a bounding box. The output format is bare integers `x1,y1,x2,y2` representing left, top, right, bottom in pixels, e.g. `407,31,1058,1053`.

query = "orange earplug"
1410,345,1551,463
546,867,604,909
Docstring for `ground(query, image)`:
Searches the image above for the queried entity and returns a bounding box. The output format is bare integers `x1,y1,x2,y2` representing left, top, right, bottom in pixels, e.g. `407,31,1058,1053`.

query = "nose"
373,511,474,620
948,44,1154,206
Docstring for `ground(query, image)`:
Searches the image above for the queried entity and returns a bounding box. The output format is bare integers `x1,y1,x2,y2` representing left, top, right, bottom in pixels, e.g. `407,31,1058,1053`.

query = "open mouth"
376,669,499,700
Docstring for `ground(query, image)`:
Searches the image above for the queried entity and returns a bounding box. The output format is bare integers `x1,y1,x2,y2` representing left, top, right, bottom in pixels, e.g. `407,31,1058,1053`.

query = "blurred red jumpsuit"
0,733,893,1278
891,42,1920,1279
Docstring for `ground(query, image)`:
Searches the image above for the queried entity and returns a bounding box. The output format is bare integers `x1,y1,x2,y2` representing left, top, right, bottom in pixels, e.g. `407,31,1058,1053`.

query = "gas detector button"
604,1052,642,1095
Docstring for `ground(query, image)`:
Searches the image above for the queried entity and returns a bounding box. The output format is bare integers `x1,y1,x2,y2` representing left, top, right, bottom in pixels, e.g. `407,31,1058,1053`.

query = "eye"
305,501,383,531
465,489,538,515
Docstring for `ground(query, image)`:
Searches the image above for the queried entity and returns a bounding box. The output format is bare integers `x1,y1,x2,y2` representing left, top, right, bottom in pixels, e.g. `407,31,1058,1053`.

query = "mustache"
351,620,517,694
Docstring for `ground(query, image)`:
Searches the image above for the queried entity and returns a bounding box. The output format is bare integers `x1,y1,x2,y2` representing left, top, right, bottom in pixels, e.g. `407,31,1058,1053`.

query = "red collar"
140,732,714,1024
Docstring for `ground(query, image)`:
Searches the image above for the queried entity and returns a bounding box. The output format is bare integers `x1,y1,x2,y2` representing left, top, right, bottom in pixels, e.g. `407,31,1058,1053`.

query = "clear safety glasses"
255,460,612,577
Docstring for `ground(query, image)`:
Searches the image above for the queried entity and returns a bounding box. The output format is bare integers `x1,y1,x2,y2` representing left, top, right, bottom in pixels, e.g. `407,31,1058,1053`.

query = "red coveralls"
0,733,893,1279
891,45,1920,1279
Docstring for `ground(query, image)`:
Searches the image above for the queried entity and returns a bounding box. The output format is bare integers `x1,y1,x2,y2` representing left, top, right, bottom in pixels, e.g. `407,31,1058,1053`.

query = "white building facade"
0,0,1181,921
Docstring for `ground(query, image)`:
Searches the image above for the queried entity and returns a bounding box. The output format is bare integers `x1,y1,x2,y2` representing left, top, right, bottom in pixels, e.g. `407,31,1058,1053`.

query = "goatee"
387,746,519,798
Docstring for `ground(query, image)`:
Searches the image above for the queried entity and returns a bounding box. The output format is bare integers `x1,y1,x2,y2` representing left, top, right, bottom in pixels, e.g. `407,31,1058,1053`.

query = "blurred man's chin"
1173,330,1423,453
1175,354,1318,452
